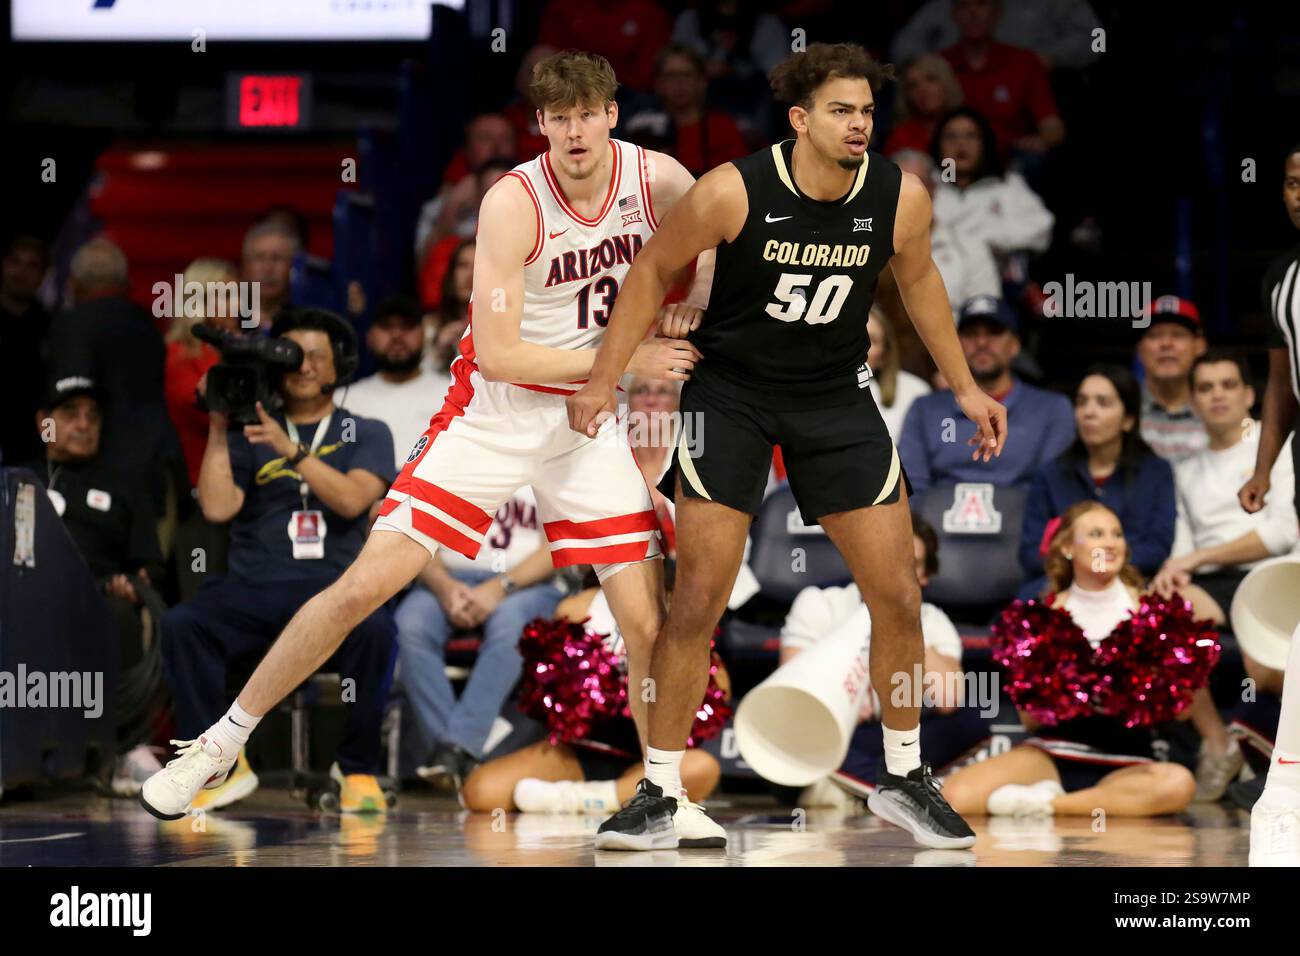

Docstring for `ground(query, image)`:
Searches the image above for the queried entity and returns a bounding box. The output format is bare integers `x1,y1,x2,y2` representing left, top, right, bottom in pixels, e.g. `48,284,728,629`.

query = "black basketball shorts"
658,375,909,525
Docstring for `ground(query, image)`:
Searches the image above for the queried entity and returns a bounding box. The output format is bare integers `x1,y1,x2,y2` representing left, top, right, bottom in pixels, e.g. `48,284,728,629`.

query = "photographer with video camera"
161,307,398,815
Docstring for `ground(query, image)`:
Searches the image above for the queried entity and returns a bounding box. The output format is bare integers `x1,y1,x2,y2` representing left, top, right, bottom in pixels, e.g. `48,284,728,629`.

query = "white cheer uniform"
374,139,664,573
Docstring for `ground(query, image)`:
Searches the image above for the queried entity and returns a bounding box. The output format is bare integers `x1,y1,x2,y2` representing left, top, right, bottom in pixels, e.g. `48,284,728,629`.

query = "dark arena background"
1,0,1297,935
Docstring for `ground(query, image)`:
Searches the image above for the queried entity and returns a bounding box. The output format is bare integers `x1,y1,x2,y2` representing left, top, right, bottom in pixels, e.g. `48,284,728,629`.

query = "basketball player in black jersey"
569,43,1006,851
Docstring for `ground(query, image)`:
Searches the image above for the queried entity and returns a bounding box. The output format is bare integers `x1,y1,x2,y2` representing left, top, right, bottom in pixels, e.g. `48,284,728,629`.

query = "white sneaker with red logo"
139,736,238,821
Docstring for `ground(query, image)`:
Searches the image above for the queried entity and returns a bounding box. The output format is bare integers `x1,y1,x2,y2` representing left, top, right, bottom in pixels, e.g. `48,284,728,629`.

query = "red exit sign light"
229,74,311,130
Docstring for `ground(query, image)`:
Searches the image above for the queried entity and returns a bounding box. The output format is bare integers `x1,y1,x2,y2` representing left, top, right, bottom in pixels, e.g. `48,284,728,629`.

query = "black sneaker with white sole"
595,779,678,851
867,762,976,849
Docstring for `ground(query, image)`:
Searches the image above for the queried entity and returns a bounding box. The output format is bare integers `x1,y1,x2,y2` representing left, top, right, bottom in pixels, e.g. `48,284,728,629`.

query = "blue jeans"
395,568,561,759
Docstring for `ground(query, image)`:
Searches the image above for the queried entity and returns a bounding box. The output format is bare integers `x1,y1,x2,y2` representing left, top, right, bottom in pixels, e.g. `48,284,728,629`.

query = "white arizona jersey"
504,138,659,358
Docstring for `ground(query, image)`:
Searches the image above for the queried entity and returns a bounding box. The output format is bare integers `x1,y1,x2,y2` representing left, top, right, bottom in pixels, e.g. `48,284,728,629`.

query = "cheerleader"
942,501,1217,818
462,585,726,815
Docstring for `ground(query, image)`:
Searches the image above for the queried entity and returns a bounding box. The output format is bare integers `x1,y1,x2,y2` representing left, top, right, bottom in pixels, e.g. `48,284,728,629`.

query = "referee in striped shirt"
1239,143,1300,866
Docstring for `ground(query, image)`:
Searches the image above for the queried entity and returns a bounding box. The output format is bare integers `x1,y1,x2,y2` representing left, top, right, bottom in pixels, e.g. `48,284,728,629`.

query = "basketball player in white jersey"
140,51,726,847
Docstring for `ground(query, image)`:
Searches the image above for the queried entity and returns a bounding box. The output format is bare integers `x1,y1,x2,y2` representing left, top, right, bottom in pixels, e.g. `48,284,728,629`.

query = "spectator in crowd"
891,149,1001,310
670,0,790,134
884,54,964,156
425,239,475,370
893,0,1104,73
1137,295,1209,463
504,46,558,164
867,309,931,442
623,44,748,178
1154,352,1298,634
929,107,1055,268
345,294,450,474
462,581,723,814
417,158,512,293
539,0,671,92
627,376,681,557
1019,364,1175,597
899,296,1074,494
44,237,182,518
164,258,240,489
396,486,562,796
942,501,1200,818
0,235,51,465
240,218,299,331
23,375,167,796
162,308,396,814
438,112,519,189
939,0,1066,161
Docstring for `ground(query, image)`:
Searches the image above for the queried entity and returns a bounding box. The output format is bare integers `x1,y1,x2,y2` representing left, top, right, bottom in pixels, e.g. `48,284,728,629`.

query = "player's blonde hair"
529,50,618,113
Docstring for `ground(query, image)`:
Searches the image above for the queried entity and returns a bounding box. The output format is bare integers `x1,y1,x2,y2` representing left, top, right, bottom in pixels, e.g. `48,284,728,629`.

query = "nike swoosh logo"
549,229,568,239
901,740,916,746
765,214,792,223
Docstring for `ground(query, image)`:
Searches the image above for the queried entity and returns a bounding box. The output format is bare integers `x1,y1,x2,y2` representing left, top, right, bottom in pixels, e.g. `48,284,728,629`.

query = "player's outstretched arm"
568,163,745,436
645,149,717,313
471,175,604,385
892,171,1006,461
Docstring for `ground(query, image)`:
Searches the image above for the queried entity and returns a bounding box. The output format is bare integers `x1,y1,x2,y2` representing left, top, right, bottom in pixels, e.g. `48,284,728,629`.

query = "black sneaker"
595,779,678,851
867,763,977,849
1227,774,1266,812
417,743,477,793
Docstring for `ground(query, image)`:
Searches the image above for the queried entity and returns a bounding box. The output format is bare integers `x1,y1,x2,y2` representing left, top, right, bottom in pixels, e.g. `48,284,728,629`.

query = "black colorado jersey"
689,139,903,408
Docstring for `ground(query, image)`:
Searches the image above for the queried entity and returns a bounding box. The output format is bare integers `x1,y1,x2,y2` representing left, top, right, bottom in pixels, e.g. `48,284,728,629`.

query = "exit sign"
226,73,312,131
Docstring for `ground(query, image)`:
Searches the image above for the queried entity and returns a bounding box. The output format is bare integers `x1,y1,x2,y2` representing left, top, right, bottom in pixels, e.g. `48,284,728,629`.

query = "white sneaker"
111,745,164,797
139,736,238,821
1194,738,1244,802
513,778,620,815
986,779,1064,817
1249,787,1300,867
673,797,727,849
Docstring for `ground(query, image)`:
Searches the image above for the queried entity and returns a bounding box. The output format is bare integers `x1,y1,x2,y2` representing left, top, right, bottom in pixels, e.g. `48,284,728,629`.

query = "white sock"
882,723,922,777
207,700,261,757
577,780,620,810
1266,622,1300,796
645,747,685,799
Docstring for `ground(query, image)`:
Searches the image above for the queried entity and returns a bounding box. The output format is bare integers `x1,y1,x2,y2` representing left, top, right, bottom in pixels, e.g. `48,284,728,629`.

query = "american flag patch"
620,195,642,226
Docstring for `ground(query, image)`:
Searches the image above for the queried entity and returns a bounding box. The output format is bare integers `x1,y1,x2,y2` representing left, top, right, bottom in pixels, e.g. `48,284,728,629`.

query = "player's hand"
1238,471,1270,513
566,382,618,438
956,388,1007,462
658,303,704,339
244,401,297,458
627,337,702,382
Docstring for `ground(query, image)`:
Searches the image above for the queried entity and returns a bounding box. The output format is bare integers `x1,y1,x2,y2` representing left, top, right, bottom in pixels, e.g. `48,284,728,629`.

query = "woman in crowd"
627,375,681,559
1019,364,1175,597
866,309,931,442
942,502,1211,818
424,238,475,373
884,54,964,157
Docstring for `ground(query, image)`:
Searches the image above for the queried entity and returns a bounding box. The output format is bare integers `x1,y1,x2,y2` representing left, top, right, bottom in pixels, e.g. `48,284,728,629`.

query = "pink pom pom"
990,600,1099,725
517,617,627,745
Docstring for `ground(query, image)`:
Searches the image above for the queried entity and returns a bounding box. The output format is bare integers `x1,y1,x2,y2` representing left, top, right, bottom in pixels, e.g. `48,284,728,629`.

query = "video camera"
193,324,303,427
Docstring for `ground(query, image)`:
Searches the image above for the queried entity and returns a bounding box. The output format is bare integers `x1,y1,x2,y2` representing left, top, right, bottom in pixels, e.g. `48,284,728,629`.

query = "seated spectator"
1137,295,1209,463
416,112,517,265
462,583,723,814
884,54,964,157
44,237,183,518
867,309,931,442
417,159,512,301
1019,364,1175,596
22,375,167,796
942,502,1204,818
164,258,240,489
240,219,299,331
891,149,1001,310
1154,353,1298,637
623,44,748,178
892,0,1105,73
396,485,562,796
162,308,396,814
627,376,681,557
423,239,475,369
539,0,671,92
503,46,558,164
930,107,1055,268
1,234,51,465
670,0,789,134
899,296,1074,494
939,0,1066,161
345,294,450,474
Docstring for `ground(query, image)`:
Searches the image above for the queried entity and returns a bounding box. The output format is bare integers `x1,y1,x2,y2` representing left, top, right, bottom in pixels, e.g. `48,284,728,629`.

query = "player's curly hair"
769,42,895,108
529,50,619,112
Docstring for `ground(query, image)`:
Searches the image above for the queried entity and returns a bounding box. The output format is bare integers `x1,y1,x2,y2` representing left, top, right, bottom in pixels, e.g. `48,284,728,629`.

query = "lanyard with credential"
286,411,333,511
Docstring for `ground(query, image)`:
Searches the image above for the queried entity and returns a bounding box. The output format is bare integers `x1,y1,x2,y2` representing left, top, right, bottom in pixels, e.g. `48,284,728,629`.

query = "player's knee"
868,575,922,627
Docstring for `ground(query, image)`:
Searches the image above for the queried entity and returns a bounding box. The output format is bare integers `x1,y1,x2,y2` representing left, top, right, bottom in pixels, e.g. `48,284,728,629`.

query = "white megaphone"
734,620,871,787
1229,553,1300,671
